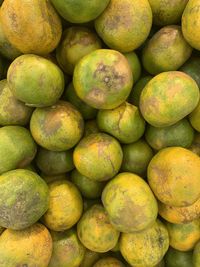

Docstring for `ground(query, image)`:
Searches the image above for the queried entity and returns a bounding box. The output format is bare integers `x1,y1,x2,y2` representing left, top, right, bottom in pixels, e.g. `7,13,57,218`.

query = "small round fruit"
97,102,145,144
77,204,120,253
0,126,37,175
56,27,101,75
120,220,169,267
0,0,62,55
93,257,125,267
71,169,105,199
166,219,200,251
180,56,200,87
30,101,84,151
0,79,33,126
140,71,199,127
50,0,110,23
43,180,83,231
145,119,195,150
95,0,152,52
165,247,193,267
193,241,200,267
48,228,86,267
123,52,141,82
0,223,52,267
158,198,200,224
73,49,133,110
73,133,123,181
142,25,192,75
121,140,154,176
7,54,65,107
189,100,200,132
102,172,158,233
0,169,49,230
147,147,200,207
36,147,74,175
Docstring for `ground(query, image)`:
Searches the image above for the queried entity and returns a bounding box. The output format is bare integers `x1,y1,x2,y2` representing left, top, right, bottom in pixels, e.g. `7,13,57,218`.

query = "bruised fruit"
149,0,189,26
166,219,200,251
30,101,84,151
142,25,192,75
73,49,133,110
77,204,120,253
43,180,83,231
102,172,158,233
120,220,169,267
93,257,125,267
158,198,200,224
121,139,154,176
56,27,101,75
7,54,65,107
193,241,200,267
140,71,199,127
145,119,195,150
50,0,110,23
65,83,97,120
0,126,37,174
48,228,86,267
165,247,193,267
97,102,145,144
0,169,49,230
71,169,105,199
0,79,33,126
0,0,62,55
73,133,123,181
95,0,152,52
182,0,200,51
0,223,52,267
36,147,74,175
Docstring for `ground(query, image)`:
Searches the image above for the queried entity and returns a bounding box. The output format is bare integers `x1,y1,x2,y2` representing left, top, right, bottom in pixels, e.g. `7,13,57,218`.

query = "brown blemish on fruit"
86,88,106,107
42,113,62,136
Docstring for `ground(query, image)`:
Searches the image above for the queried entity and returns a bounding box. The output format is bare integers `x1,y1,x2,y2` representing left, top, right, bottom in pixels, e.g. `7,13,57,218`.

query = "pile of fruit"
0,0,200,266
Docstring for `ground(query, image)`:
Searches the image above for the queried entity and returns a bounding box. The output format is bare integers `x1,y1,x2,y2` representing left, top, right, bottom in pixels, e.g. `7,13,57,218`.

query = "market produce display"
0,0,199,266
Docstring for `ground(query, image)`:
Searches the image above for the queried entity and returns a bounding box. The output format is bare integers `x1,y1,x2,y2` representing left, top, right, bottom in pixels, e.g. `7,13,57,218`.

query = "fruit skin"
84,120,100,137
0,79,33,126
120,220,169,267
142,25,192,75
193,241,200,267
148,147,200,207
149,0,189,26
0,18,21,60
123,52,141,82
180,56,200,87
0,125,37,175
95,0,152,52
41,174,68,184
158,198,200,224
77,204,120,253
140,71,200,127
129,75,152,106
0,223,52,267
80,249,100,267
189,133,200,156
145,119,195,150
189,100,200,132
73,49,133,110
64,83,97,120
0,169,49,230
43,180,83,231
50,0,110,23
48,228,86,267
97,102,145,144
73,133,123,181
102,172,158,233
36,147,74,175
56,27,102,75
121,139,154,176
182,0,200,51
71,169,105,199
93,257,125,267
7,54,65,107
0,0,62,55
165,247,193,267
166,219,200,252
30,101,84,152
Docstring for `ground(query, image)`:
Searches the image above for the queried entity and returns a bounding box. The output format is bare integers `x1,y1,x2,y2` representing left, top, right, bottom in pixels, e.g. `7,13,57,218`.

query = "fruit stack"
0,0,199,267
